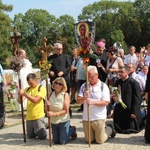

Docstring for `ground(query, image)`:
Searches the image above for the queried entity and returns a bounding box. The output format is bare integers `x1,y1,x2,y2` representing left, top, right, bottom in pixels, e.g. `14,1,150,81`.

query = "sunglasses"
55,82,63,86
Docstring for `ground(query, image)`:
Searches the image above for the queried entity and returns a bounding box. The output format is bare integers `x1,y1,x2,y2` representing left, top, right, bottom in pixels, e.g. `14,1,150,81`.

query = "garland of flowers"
77,47,98,64
6,56,25,72
39,60,52,80
5,56,25,111
5,81,18,111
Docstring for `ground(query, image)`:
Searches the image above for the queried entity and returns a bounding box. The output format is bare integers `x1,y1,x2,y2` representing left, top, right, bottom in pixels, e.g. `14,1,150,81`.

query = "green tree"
12,9,56,66
55,15,76,53
77,0,140,49
0,0,13,67
134,0,150,47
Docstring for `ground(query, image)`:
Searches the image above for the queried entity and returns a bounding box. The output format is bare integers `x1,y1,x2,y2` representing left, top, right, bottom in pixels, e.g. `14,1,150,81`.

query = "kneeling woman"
47,77,77,144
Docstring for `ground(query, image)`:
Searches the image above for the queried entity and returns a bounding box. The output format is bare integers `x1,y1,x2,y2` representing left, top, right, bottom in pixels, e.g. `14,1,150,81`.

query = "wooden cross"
10,26,22,56
37,37,53,62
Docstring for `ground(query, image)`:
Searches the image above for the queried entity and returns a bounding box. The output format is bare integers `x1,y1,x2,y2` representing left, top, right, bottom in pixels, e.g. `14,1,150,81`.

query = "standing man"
48,42,71,93
127,63,145,96
13,49,33,111
124,46,139,69
90,40,108,82
0,64,7,129
113,66,144,133
70,46,79,104
77,65,116,144
75,57,86,111
19,73,47,139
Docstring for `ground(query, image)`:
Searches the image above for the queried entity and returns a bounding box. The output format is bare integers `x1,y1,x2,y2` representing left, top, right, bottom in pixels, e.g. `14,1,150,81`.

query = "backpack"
26,85,46,115
26,84,42,93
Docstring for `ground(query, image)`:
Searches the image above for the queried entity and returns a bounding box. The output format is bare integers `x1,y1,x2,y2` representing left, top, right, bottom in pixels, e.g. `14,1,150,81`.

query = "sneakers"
107,124,116,138
70,126,77,140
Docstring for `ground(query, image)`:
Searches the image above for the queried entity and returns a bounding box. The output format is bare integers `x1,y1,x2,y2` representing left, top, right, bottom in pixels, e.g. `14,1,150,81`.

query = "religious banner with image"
74,21,97,148
74,21,96,49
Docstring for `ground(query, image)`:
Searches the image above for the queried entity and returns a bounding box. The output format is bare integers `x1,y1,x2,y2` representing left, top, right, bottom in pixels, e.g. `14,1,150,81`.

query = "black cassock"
113,77,144,134
144,66,150,142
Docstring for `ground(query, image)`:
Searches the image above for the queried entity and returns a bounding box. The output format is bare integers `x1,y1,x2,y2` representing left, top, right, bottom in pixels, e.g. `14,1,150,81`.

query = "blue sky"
4,0,134,21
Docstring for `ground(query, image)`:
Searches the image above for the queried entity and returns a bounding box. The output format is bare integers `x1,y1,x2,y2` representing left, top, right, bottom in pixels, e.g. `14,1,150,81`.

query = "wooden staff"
46,78,52,147
85,63,91,147
18,77,26,143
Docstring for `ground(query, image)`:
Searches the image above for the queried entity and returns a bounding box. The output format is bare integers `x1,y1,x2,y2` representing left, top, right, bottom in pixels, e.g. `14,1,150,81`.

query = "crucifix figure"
37,37,53,62
10,27,22,56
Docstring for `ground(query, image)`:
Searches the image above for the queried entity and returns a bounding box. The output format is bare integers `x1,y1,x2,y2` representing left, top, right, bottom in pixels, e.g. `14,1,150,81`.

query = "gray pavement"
0,110,150,150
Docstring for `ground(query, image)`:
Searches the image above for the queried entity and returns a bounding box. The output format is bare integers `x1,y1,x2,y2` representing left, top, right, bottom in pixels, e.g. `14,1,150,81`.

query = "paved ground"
0,110,150,150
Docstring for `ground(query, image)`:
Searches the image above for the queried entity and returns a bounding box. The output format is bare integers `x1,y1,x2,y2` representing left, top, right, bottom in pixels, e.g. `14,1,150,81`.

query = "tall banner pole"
10,27,26,142
46,79,52,147
85,63,90,147
37,37,53,146
74,21,96,147
18,76,26,142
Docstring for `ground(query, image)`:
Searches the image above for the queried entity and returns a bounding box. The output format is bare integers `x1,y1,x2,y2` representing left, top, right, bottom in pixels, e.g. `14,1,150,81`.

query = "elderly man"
77,65,116,144
13,49,33,111
19,73,47,139
48,42,71,93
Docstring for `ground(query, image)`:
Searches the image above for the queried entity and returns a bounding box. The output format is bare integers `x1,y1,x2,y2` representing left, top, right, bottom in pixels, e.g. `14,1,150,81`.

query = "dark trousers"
0,82,5,128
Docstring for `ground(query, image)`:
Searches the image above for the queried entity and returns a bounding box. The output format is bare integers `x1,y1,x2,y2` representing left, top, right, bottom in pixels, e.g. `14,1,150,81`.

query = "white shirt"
78,79,110,121
144,55,150,66
124,53,138,68
131,72,145,91
138,71,147,84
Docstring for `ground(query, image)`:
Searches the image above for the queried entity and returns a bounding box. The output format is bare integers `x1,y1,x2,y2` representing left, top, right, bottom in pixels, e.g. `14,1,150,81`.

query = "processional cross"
37,37,53,62
37,37,53,147
9,26,26,142
10,26,22,56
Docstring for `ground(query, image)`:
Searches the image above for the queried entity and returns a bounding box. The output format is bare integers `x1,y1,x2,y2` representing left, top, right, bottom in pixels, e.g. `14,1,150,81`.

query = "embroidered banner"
74,21,96,49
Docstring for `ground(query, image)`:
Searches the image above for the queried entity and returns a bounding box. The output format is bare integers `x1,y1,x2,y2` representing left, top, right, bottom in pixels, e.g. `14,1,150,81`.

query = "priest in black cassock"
48,42,71,93
144,65,150,144
113,65,145,134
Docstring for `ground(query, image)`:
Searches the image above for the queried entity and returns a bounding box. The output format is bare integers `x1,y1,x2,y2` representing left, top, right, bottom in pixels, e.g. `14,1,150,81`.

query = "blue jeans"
51,120,74,144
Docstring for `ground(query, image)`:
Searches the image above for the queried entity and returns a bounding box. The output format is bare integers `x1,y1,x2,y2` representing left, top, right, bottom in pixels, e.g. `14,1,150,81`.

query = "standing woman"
47,77,77,144
99,46,124,86
144,65,150,144
98,46,124,117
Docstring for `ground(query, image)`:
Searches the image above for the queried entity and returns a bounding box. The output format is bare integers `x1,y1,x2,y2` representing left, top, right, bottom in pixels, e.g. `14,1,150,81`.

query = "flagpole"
86,63,91,147
18,76,26,143
46,78,52,147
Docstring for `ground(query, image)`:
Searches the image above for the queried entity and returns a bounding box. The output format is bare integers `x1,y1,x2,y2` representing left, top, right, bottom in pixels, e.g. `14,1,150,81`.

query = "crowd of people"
0,39,150,145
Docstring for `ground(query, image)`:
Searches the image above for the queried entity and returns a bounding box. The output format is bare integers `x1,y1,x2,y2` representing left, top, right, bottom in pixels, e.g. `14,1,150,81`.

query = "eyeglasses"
56,48,63,51
89,74,97,80
55,82,63,86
